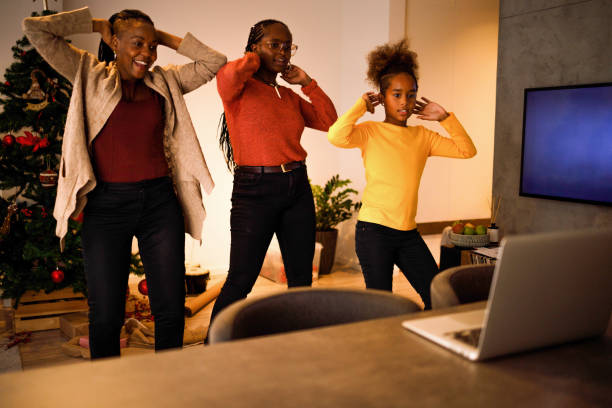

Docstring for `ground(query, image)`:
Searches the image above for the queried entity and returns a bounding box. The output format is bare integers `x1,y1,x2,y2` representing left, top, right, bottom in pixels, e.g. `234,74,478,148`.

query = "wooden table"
1,303,610,407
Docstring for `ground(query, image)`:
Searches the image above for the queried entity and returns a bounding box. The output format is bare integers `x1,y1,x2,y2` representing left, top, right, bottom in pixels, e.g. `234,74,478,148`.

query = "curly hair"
366,39,418,94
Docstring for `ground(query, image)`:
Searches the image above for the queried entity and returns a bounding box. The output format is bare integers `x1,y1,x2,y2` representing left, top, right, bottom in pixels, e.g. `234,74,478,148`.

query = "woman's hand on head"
413,97,449,121
92,18,113,46
155,30,182,51
362,92,382,114
281,64,312,87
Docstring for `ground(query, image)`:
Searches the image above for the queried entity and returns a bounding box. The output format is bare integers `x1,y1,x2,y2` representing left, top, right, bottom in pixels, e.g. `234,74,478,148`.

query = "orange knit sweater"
216,52,337,166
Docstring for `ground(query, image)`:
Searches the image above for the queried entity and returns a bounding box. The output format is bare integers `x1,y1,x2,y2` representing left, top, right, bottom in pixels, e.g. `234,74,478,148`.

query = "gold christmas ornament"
0,201,18,237
22,69,46,100
25,100,50,111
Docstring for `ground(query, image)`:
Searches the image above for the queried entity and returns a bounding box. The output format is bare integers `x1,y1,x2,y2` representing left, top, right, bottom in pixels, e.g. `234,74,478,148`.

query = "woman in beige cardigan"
23,7,226,359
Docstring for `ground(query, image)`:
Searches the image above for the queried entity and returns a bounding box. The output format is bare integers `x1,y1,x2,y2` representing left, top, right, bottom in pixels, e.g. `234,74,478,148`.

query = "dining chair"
430,264,495,309
208,287,421,344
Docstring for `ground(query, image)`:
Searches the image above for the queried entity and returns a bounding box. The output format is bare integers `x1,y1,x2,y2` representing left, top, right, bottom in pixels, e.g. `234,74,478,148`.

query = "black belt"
236,160,305,174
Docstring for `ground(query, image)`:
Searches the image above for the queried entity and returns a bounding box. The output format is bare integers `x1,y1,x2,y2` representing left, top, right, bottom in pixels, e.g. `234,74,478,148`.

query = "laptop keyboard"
450,328,482,347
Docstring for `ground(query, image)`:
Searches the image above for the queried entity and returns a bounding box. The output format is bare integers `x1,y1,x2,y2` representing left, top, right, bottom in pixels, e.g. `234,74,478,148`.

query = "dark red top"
92,91,168,182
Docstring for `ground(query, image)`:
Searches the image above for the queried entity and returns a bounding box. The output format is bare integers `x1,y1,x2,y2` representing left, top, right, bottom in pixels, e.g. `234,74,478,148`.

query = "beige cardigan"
22,7,227,250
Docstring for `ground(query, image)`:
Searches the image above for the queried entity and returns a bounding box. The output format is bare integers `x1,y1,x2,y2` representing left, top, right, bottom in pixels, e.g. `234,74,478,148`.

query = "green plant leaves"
311,175,361,231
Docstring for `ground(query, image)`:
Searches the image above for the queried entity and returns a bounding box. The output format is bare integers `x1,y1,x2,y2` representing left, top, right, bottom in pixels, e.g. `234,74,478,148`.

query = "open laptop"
402,228,612,361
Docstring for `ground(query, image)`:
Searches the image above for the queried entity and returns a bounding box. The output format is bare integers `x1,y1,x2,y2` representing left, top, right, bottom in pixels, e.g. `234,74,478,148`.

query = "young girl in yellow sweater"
327,40,476,309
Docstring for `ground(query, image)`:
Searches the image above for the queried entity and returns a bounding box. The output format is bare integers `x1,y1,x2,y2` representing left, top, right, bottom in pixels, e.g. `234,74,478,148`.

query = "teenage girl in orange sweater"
209,20,337,331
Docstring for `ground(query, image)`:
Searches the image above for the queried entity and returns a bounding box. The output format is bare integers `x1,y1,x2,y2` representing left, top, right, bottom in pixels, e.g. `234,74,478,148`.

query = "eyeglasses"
263,41,298,56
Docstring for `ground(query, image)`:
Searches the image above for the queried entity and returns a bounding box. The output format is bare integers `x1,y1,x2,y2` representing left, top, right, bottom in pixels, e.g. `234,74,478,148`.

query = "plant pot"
315,229,338,275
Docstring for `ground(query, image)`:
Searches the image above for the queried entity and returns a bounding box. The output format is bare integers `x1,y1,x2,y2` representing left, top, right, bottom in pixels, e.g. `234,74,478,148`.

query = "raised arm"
216,52,260,102
327,97,371,149
415,97,477,158
426,113,477,158
22,7,94,83
280,64,337,131
295,79,338,132
167,32,227,94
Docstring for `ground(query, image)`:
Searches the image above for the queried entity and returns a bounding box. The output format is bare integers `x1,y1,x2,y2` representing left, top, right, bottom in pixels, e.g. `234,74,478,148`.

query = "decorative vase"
315,229,338,275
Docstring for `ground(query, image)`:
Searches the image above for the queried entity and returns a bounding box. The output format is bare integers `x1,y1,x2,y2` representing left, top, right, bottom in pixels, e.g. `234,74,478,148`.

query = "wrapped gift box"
260,243,323,283
59,311,89,339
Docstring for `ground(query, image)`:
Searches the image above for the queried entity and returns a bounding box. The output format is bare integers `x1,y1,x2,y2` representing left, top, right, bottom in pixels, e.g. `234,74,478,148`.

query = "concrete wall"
493,0,612,236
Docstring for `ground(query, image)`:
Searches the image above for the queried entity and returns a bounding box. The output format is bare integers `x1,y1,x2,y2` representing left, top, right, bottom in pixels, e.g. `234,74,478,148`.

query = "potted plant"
311,175,361,275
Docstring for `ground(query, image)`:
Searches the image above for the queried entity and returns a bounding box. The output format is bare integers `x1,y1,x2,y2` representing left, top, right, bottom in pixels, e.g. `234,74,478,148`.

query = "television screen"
520,82,612,206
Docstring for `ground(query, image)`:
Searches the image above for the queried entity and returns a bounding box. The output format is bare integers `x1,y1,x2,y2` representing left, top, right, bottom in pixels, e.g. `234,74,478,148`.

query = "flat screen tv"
519,82,612,206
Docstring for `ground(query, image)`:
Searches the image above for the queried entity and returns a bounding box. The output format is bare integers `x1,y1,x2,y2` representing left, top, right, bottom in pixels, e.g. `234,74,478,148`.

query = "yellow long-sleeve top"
327,98,477,231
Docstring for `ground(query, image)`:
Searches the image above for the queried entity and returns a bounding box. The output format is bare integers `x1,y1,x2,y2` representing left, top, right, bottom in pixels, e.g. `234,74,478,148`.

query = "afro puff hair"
366,39,418,91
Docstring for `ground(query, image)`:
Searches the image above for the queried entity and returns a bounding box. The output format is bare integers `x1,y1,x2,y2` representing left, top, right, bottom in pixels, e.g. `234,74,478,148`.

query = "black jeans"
355,221,438,310
209,166,315,326
82,176,185,359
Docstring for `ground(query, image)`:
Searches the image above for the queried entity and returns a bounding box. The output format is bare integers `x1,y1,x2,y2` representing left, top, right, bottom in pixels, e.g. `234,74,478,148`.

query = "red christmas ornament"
39,169,58,187
70,212,84,223
138,279,148,296
2,134,15,147
51,268,64,284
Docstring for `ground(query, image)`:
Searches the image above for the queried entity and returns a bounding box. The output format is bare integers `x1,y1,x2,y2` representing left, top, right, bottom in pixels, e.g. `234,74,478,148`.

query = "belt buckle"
281,163,290,173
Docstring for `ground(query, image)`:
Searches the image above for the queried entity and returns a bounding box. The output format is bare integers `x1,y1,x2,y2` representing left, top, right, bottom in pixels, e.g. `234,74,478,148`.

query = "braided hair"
218,19,290,172
366,39,418,95
97,9,155,64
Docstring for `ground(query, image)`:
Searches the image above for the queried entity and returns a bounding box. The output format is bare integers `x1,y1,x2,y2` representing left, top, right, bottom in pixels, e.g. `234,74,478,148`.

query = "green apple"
464,226,475,235
475,225,487,235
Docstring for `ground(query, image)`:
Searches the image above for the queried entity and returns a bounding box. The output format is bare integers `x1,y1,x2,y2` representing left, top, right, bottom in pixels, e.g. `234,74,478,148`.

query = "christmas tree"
0,11,141,305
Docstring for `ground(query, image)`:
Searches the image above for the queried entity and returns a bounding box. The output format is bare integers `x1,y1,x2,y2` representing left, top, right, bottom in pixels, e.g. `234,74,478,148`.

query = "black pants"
209,166,315,327
355,221,438,310
82,177,185,359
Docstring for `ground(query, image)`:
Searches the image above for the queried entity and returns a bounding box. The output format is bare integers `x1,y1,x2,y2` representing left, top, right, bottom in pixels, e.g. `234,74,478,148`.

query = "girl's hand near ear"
362,92,382,113
413,97,450,121
92,19,112,46
281,64,312,87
